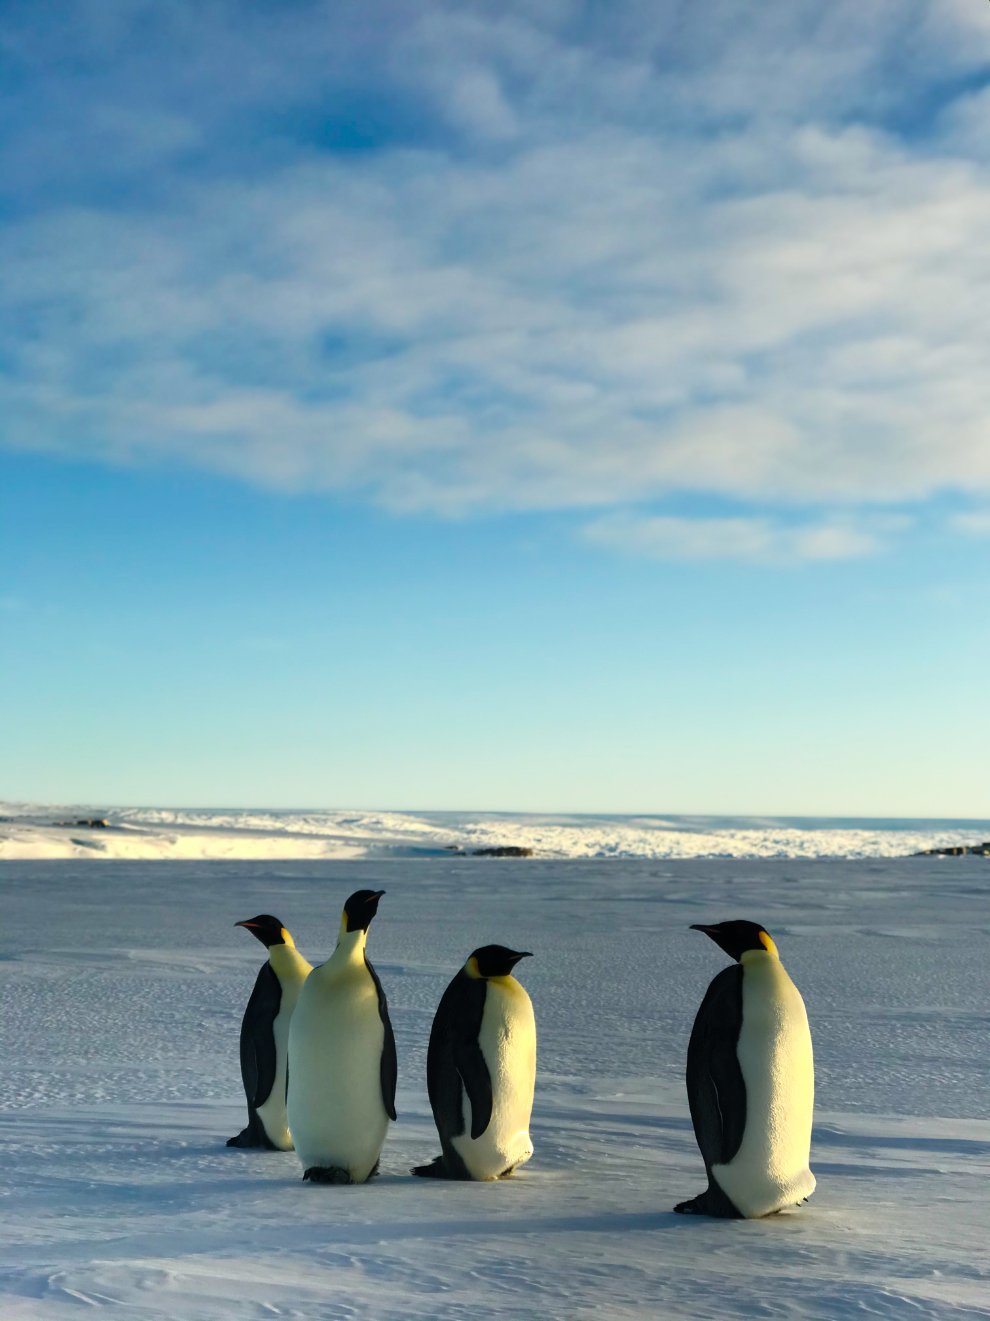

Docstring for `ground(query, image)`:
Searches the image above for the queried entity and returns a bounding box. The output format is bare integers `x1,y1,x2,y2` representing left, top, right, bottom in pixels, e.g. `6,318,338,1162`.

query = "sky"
2,0,989,816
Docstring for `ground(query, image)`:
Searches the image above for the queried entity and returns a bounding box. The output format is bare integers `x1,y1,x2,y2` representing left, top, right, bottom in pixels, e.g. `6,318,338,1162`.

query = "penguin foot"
303,1165,353,1185
412,1155,474,1180
226,1125,277,1151
673,1183,742,1218
411,1156,447,1179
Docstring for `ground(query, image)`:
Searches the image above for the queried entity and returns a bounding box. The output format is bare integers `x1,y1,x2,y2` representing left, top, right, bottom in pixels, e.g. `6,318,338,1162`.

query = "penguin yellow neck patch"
758,930,779,958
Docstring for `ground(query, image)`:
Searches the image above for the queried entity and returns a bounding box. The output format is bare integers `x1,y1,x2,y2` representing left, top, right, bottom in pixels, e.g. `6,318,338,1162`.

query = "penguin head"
466,945,533,979
342,889,386,933
234,914,292,948
690,920,779,961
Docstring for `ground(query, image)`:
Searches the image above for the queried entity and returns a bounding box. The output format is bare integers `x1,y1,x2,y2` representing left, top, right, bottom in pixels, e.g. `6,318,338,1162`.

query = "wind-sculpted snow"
1,855,989,1319
2,803,988,861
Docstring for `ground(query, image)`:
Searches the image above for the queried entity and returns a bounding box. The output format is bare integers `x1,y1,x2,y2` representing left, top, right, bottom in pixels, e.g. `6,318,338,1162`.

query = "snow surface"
1,840,989,1318
2,803,989,861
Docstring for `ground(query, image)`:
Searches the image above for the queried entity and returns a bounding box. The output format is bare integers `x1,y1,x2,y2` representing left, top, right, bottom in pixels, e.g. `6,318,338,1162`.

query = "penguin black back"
683,962,746,1208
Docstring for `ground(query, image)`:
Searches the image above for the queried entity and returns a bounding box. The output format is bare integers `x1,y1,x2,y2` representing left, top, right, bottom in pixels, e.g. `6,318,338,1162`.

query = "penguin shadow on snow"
809,1124,990,1180
535,1110,694,1143
14,1166,278,1213
813,1125,990,1159
254,1205,685,1244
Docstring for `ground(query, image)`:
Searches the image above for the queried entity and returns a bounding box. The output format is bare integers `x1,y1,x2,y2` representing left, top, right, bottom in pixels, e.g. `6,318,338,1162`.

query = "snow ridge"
2,803,987,861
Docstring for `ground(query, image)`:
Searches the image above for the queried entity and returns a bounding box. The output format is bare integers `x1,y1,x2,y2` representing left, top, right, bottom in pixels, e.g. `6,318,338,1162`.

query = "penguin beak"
690,924,713,934
508,951,533,966
235,920,258,929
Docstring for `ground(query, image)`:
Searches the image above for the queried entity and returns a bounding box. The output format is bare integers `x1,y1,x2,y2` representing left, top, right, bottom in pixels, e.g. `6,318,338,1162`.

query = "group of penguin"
228,889,816,1218
228,889,536,1184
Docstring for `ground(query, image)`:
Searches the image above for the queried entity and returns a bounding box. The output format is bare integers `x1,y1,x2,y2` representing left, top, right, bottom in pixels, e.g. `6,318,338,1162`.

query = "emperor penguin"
412,945,536,1181
227,914,312,1151
286,889,396,1183
676,920,816,1218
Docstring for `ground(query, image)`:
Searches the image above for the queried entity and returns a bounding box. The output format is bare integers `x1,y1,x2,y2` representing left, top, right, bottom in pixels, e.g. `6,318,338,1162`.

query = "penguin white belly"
256,946,310,1150
452,979,536,1180
712,955,815,1218
287,967,387,1181
255,998,294,1149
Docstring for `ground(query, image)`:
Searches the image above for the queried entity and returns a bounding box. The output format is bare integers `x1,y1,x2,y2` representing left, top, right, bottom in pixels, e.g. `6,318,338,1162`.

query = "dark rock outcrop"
444,844,536,858
913,841,990,857
471,845,534,858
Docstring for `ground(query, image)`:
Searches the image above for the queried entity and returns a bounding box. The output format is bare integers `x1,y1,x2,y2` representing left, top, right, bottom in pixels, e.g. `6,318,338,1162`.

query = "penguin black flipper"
677,964,745,1216
227,961,281,1149
428,971,492,1143
449,976,493,1140
366,955,397,1122
456,1034,493,1140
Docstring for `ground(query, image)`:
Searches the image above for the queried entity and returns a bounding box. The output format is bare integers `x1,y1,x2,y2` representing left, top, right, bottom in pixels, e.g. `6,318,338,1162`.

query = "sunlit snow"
1,810,988,1318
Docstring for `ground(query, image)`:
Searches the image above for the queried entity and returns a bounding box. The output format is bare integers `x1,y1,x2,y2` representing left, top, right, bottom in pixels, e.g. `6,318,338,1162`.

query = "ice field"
1,845,989,1319
2,804,989,862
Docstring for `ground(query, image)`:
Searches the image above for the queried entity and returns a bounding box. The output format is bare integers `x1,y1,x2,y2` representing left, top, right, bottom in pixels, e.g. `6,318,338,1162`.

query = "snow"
1,834,989,1318
2,803,989,861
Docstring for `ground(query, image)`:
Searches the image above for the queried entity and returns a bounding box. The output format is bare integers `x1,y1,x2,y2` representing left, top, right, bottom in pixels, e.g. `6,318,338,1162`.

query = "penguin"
412,945,536,1181
227,914,313,1151
675,919,816,1218
286,889,396,1183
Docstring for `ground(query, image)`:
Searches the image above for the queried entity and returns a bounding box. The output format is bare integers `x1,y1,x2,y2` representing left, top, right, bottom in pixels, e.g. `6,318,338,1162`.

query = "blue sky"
2,0,989,814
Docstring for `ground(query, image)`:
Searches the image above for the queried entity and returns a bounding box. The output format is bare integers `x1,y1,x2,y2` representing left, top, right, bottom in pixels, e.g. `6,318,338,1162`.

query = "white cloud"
2,0,989,560
949,510,990,538
583,512,905,564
